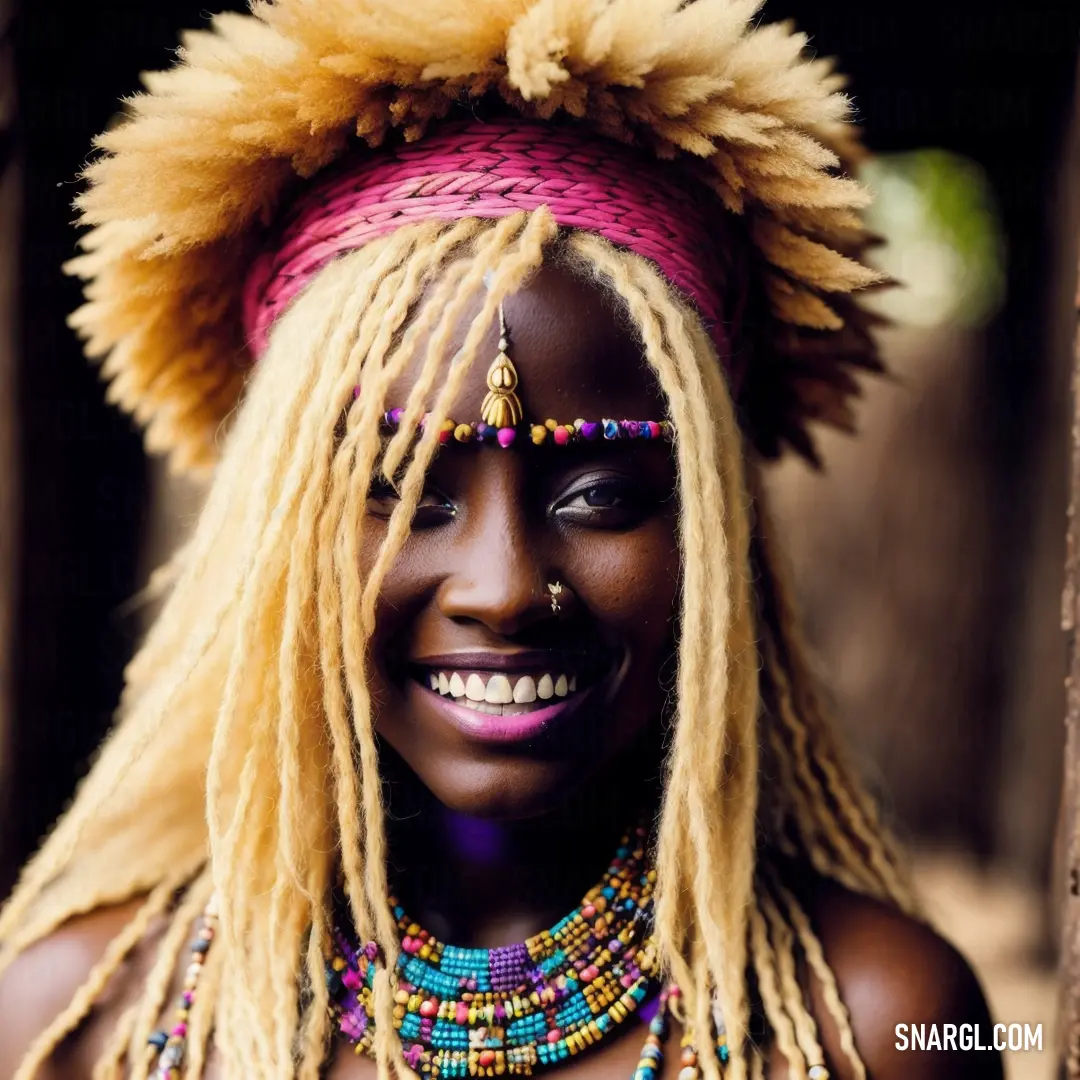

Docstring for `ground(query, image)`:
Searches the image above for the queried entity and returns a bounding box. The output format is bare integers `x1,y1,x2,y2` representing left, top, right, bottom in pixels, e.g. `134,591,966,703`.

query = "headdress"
65,0,886,476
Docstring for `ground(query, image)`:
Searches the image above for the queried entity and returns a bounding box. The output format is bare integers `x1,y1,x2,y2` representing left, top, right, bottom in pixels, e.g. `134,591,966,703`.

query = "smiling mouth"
415,668,583,716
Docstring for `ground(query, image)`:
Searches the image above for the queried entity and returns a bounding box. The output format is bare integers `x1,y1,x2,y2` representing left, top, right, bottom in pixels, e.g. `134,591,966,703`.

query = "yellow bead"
530,425,547,445
332,957,347,971
454,423,473,443
544,418,558,431
439,420,455,434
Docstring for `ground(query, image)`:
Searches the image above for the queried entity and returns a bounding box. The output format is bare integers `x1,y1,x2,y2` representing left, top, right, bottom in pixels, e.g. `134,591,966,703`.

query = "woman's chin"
402,756,592,822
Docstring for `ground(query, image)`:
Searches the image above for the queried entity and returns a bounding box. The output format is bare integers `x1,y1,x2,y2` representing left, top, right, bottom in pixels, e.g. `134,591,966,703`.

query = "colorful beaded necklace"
144,831,732,1079
326,826,661,1077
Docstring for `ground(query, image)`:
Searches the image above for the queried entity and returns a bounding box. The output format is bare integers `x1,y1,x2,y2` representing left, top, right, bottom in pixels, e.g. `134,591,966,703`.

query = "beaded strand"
146,895,218,1079
629,987,732,1080
376,408,674,450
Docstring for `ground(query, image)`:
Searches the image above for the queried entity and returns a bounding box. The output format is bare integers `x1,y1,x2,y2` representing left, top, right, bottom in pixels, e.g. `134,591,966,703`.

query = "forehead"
383,261,667,422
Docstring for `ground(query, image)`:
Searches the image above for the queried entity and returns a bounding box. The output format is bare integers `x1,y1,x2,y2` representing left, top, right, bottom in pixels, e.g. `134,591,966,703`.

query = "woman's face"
360,261,681,819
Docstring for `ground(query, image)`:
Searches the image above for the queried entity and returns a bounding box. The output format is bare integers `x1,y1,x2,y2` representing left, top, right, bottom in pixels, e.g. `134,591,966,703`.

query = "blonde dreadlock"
1,211,912,1080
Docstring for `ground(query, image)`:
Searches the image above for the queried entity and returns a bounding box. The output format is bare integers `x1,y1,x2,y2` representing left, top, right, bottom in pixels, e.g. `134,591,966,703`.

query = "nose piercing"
547,581,563,615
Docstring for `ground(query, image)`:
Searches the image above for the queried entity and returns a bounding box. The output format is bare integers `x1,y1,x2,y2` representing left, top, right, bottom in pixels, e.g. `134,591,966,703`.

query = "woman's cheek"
563,521,679,626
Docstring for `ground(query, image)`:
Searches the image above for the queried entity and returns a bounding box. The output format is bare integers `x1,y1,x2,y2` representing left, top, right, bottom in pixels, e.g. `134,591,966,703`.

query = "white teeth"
513,675,537,703
485,674,513,704
428,669,582,703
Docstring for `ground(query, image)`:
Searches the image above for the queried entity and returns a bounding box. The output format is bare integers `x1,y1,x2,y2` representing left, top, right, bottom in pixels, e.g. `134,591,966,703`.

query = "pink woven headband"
243,118,740,381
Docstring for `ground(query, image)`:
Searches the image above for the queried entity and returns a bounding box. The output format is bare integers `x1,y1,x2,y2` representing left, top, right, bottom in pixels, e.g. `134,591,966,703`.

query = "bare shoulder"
801,877,1003,1080
0,897,163,1080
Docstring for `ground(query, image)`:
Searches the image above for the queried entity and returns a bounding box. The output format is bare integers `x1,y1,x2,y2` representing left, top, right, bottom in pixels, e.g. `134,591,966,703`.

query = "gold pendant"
480,303,523,429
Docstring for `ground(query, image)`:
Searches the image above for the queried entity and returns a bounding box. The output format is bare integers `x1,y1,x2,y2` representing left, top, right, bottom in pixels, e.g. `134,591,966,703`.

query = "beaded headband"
381,411,674,450
242,118,743,386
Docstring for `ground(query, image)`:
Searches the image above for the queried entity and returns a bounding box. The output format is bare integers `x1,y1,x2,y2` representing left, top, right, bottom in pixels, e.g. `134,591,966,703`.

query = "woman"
0,1,999,1078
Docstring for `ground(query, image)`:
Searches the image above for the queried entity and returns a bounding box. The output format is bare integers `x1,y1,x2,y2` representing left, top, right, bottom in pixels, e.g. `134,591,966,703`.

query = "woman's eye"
553,478,652,527
365,481,455,526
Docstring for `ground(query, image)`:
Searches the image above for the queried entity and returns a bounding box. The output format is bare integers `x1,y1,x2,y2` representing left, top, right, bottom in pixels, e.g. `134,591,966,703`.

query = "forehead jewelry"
379,410,675,448
547,581,563,614
480,301,523,430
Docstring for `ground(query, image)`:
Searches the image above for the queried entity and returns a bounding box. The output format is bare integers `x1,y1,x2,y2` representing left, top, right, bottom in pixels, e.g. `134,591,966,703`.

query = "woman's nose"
435,468,551,636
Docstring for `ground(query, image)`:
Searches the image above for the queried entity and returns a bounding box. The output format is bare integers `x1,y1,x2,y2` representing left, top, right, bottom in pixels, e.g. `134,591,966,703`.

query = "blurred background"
0,3,1076,1078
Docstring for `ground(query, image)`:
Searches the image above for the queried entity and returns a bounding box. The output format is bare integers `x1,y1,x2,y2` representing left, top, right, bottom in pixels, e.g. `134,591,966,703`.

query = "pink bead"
553,426,570,446
402,936,422,954
646,421,661,438
343,969,361,990
171,1024,187,1037
419,999,438,1018
581,905,596,919
547,1029,562,1043
620,974,635,988
581,965,599,983
456,1002,469,1025
497,427,516,448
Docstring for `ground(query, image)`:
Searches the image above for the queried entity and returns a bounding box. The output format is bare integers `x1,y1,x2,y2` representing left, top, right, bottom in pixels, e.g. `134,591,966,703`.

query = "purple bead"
580,421,599,441
621,420,641,439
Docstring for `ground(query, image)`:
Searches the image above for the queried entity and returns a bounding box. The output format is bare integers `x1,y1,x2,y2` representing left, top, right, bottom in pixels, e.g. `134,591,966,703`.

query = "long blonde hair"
1,211,913,1080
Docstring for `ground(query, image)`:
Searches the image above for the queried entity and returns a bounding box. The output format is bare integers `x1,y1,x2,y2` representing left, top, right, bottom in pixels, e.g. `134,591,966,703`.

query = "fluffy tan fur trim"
66,0,885,474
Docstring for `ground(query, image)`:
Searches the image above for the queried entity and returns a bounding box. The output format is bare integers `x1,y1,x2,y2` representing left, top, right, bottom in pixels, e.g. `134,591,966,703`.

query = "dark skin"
0,263,1001,1080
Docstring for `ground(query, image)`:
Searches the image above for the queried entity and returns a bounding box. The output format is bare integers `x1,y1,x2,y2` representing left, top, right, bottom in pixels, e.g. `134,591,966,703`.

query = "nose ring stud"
547,581,563,615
